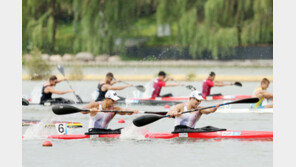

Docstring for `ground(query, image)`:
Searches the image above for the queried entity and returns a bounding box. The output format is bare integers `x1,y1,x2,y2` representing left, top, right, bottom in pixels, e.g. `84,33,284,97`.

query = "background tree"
22,0,273,59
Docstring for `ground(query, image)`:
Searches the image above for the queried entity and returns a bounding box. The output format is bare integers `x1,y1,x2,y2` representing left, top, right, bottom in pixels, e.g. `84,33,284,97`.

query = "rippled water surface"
22,67,273,167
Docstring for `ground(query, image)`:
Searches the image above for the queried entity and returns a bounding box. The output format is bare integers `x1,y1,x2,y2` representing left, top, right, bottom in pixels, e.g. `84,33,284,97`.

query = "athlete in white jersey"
167,91,220,132
82,90,138,134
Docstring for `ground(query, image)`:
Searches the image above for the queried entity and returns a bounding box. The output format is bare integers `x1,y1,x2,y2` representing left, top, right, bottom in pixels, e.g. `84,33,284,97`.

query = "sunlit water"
22,69,273,167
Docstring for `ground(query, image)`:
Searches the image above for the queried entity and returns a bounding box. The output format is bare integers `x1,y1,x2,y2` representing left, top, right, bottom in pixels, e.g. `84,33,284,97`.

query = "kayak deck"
47,130,272,140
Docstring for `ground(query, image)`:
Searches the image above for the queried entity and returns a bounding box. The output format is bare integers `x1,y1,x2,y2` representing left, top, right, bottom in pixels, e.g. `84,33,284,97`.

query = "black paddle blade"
57,65,65,76
136,85,146,92
75,94,84,103
52,105,85,115
185,85,196,90
234,81,242,87
227,97,259,105
133,115,165,127
144,111,167,115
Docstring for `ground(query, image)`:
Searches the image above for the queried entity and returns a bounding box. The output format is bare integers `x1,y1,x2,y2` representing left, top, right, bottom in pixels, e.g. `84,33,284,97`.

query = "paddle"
185,85,196,91
133,97,259,127
113,78,146,92
234,81,242,87
52,104,168,115
171,78,196,91
52,104,134,115
57,65,83,103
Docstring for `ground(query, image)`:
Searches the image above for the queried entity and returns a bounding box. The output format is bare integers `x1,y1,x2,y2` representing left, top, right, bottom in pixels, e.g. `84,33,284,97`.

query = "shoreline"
22,74,273,82
44,59,273,67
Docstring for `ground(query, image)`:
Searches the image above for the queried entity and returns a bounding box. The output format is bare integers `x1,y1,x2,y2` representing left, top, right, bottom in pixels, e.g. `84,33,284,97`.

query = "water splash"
23,115,57,140
30,81,43,103
119,124,149,140
142,79,154,98
91,90,99,101
22,113,79,140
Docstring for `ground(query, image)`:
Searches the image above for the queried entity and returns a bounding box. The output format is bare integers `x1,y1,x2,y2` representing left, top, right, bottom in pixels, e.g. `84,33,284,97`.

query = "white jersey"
88,103,115,129
174,103,201,128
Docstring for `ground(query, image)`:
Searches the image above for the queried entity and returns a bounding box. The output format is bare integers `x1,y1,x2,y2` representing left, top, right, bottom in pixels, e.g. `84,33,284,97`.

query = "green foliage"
22,0,273,59
156,0,273,59
73,0,138,55
26,48,52,80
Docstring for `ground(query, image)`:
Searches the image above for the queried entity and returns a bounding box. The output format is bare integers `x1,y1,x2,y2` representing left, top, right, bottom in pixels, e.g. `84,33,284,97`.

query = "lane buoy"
118,119,125,123
164,105,170,109
42,140,52,147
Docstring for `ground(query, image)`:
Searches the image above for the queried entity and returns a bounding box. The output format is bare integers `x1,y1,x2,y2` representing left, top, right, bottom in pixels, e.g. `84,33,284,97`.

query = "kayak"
22,95,252,106
47,130,272,140
22,97,76,106
216,108,273,113
22,120,83,128
123,95,253,105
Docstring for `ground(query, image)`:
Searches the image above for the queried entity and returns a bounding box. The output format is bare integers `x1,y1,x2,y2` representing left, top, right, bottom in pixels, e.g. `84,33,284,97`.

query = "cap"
189,91,203,101
105,90,120,101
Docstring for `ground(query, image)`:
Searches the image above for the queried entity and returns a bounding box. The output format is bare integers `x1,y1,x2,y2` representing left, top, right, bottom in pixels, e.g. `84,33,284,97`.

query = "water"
22,109,272,167
23,66,273,76
22,67,273,167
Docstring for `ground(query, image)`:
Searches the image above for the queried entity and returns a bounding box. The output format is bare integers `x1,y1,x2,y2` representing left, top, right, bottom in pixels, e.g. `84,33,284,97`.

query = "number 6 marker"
55,123,67,135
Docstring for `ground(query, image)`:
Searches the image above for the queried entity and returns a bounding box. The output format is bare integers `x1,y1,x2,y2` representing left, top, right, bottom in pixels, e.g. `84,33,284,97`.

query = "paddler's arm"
102,84,132,91
200,105,219,114
110,79,120,85
214,81,233,87
46,87,74,95
82,102,100,116
165,83,184,87
55,78,67,83
166,104,183,117
114,107,139,115
255,90,273,99
164,76,174,82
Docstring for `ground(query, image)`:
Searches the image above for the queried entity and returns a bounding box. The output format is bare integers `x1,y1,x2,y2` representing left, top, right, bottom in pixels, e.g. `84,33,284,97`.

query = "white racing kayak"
216,108,273,113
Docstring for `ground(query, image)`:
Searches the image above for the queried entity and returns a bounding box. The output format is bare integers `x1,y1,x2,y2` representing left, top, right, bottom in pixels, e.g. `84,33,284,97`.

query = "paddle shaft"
65,79,81,98
132,97,259,127
114,78,145,92
52,104,168,115
82,109,165,114
57,65,83,103
175,97,259,115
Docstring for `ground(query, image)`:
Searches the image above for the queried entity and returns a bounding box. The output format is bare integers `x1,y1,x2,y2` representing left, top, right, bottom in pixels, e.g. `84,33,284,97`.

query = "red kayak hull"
128,95,252,102
47,130,272,140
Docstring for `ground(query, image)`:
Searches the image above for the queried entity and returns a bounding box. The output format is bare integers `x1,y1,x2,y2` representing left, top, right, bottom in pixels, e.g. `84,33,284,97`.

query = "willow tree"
22,0,73,53
73,0,138,55
155,0,273,59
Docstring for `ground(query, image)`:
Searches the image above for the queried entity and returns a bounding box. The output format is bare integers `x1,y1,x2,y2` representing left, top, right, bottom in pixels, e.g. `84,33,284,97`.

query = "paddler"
95,72,132,102
40,75,74,105
167,91,223,133
202,72,233,97
251,78,273,108
83,90,138,134
151,71,183,98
